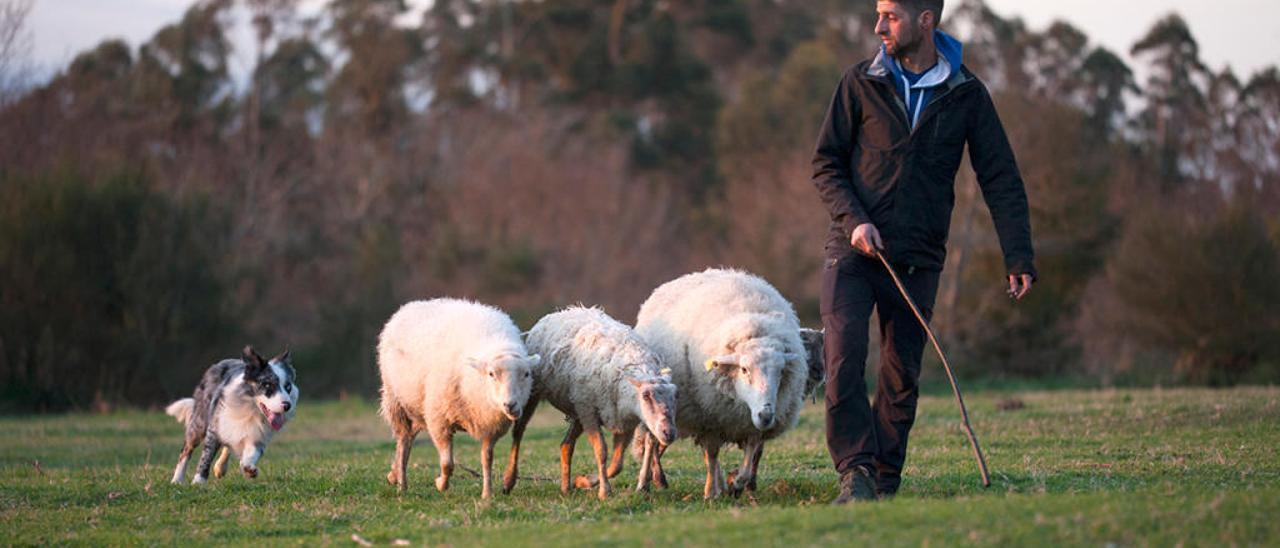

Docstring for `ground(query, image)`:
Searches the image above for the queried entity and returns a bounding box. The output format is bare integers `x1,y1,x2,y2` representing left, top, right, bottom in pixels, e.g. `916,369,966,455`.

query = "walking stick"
874,250,991,488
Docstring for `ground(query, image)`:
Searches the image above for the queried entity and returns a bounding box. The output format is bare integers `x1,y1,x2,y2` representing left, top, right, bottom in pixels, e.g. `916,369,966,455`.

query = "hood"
867,29,964,88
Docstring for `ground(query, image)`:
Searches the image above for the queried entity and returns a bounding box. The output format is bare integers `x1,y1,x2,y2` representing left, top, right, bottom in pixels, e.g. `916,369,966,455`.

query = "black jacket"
811,56,1036,279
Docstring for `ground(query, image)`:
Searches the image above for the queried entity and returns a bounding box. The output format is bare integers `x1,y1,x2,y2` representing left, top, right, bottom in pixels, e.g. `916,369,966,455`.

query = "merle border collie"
167,346,298,484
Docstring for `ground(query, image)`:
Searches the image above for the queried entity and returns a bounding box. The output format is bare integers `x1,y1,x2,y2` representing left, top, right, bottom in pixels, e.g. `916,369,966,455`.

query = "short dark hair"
890,0,944,27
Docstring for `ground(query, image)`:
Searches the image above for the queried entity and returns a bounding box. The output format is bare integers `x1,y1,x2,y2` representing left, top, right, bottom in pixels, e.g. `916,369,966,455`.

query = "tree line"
0,0,1277,411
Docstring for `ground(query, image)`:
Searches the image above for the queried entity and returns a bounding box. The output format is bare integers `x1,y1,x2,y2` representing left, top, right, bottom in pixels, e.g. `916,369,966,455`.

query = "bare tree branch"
0,0,35,105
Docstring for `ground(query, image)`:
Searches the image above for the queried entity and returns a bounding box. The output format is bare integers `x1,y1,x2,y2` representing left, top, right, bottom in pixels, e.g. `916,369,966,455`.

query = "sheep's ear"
704,354,738,373
783,351,806,363
628,377,645,389
525,354,541,368
466,357,487,373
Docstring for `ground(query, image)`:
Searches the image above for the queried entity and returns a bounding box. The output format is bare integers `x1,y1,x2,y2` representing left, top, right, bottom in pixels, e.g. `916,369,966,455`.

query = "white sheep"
633,268,807,499
377,298,541,499
501,306,677,499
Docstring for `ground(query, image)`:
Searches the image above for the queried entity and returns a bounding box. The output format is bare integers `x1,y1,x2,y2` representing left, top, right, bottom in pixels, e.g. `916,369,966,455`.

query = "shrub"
0,171,234,411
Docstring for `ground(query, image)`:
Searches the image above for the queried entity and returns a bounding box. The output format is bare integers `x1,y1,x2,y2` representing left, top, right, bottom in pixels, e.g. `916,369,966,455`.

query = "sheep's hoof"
502,470,517,494
242,465,258,479
653,472,669,490
386,470,397,486
573,475,596,489
435,476,449,492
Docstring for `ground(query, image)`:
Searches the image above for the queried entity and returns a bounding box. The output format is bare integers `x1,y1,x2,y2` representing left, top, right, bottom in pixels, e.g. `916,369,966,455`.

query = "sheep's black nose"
282,401,292,412
756,411,774,428
504,403,520,416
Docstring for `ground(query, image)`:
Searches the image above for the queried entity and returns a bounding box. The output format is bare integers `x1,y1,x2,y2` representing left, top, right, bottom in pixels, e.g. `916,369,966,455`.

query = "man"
811,0,1036,503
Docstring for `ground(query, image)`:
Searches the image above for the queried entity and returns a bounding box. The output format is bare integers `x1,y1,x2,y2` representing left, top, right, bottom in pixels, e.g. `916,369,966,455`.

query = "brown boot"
831,465,877,505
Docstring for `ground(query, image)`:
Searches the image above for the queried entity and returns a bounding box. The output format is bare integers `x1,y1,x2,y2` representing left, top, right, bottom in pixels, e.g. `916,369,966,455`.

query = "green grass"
3,387,1279,545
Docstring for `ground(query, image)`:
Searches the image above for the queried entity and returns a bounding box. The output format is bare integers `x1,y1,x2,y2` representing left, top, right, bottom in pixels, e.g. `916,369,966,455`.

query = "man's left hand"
1007,274,1033,301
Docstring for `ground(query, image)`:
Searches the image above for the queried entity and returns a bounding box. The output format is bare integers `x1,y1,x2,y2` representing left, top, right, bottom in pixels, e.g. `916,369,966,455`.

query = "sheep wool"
377,298,539,499
635,268,807,499
503,306,677,499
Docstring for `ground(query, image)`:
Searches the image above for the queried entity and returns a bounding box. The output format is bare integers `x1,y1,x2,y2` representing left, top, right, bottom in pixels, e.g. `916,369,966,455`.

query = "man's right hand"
850,223,884,257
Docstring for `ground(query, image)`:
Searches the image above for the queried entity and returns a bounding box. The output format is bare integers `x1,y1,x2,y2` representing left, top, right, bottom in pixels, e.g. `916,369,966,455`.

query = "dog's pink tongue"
269,412,285,431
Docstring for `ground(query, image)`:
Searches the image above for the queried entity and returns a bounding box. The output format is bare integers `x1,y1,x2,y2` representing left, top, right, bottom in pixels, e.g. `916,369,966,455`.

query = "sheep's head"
705,339,802,431
468,352,541,421
628,369,677,445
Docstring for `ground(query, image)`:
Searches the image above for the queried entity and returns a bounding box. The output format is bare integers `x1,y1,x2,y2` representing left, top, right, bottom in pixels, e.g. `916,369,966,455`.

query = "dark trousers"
821,253,940,494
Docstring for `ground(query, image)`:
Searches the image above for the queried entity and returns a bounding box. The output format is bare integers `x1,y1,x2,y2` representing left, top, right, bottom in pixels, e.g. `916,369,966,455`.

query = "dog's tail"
165,398,195,425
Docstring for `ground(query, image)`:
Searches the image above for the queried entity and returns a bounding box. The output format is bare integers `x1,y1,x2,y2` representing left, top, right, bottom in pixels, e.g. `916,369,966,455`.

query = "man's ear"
920,9,936,31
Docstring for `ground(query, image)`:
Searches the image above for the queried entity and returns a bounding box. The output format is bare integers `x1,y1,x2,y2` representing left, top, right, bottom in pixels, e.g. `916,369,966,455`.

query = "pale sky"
24,0,1280,83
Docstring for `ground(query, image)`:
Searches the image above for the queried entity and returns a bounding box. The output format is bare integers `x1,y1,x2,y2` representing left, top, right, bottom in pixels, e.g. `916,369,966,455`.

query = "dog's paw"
242,465,258,479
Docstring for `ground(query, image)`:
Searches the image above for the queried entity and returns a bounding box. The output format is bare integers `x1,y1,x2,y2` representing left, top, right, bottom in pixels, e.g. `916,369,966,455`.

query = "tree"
0,0,33,105
1130,13,1212,185
324,0,421,137
134,0,237,134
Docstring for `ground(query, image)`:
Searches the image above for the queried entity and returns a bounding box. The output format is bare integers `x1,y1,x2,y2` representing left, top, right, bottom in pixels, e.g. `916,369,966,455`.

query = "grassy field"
2,387,1279,546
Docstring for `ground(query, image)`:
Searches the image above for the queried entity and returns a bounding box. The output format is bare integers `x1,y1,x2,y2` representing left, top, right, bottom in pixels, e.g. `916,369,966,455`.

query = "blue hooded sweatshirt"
869,30,965,130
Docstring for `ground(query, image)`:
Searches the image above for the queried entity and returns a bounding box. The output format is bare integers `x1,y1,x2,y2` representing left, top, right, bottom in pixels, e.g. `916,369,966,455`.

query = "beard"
884,27,923,58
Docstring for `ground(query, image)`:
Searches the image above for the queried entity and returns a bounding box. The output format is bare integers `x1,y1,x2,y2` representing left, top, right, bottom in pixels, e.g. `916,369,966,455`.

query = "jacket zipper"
869,75,974,138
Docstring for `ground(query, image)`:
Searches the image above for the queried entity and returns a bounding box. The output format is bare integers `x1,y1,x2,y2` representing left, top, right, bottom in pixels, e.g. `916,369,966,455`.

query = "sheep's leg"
715,457,728,494
748,443,763,492
584,428,611,499
728,440,762,497
577,428,633,488
503,394,539,494
607,429,633,479
702,442,723,499
212,446,230,479
636,432,654,492
651,437,669,489
480,437,495,500
386,401,417,492
559,420,583,494
433,431,454,493
390,432,416,492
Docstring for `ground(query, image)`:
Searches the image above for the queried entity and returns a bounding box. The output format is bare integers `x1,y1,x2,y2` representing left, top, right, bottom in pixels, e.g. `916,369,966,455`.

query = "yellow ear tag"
704,359,716,372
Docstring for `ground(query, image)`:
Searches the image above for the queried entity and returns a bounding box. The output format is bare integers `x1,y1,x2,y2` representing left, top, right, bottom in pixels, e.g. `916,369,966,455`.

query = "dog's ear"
271,347,291,365
243,345,267,374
